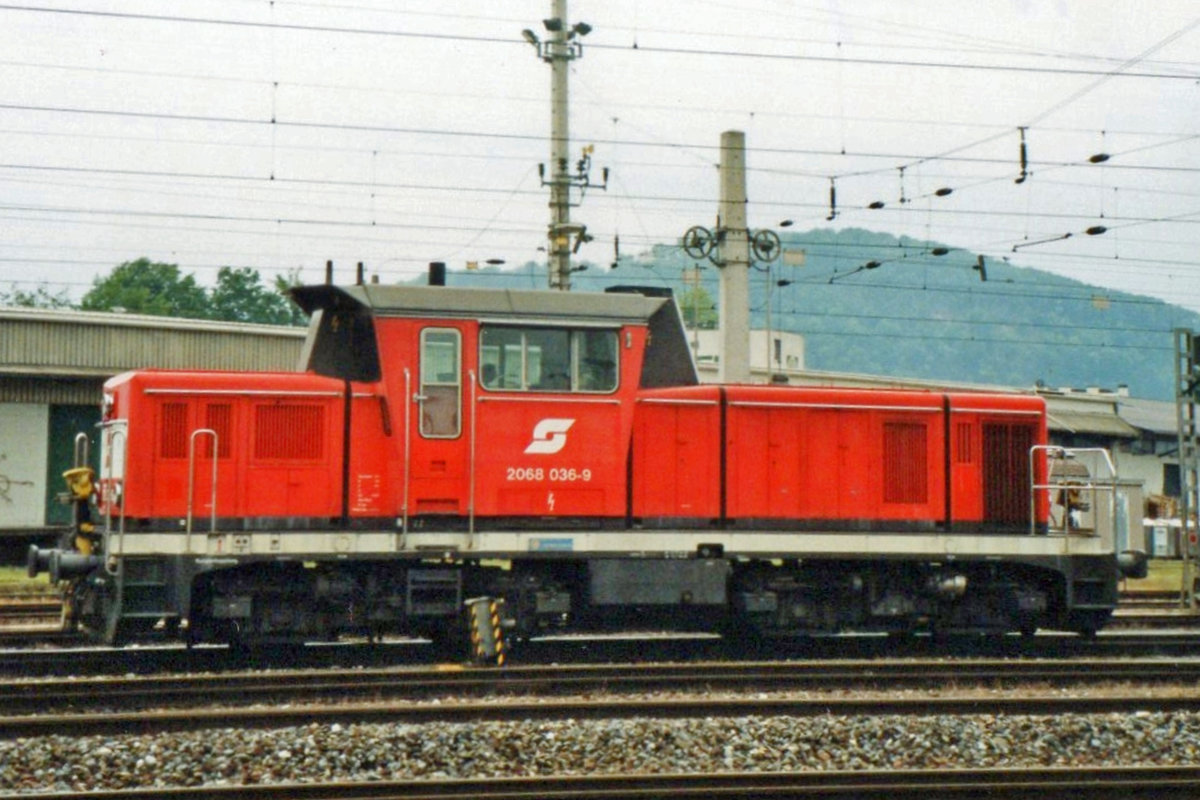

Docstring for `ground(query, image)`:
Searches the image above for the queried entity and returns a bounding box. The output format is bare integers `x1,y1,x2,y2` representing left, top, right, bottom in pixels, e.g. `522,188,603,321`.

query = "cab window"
480,326,617,393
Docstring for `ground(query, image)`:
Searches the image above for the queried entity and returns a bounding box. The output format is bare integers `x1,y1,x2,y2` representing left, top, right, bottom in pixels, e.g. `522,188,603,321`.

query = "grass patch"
1124,558,1186,593
0,566,54,596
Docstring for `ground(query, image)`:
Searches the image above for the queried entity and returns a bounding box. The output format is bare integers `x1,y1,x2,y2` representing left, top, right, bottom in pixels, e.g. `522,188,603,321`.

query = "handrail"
402,368,411,538
468,368,478,540
186,428,219,552
1030,445,1118,543
72,432,89,469
100,423,128,577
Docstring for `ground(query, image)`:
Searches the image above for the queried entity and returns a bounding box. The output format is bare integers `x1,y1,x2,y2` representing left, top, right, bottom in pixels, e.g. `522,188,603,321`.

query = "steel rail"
0,597,62,621
6,691,1200,738
12,766,1200,800
4,656,1200,714
3,629,1200,676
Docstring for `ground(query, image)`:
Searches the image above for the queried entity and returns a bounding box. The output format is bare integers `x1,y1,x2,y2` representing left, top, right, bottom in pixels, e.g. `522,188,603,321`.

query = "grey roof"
290,284,670,325
1118,396,1180,436
1046,409,1139,438
0,306,304,377
292,283,699,388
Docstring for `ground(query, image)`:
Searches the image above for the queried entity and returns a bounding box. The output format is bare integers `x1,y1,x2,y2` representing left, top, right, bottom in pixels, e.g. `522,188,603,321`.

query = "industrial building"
0,307,304,554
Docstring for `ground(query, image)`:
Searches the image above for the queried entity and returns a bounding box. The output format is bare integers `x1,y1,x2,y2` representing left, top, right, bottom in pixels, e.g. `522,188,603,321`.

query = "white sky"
1,1,1198,312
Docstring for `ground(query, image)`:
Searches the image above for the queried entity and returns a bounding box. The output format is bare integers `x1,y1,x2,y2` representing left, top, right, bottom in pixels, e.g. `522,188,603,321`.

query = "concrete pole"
547,0,572,291
717,130,751,384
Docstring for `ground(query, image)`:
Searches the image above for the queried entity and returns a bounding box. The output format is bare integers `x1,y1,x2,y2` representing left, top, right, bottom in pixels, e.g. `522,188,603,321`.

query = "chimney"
428,262,446,287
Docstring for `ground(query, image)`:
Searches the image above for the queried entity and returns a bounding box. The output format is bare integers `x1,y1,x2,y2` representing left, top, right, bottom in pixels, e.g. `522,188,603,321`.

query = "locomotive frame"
30,282,1145,659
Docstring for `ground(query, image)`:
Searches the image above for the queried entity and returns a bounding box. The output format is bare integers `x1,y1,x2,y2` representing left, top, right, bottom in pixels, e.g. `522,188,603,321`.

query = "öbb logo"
524,418,575,455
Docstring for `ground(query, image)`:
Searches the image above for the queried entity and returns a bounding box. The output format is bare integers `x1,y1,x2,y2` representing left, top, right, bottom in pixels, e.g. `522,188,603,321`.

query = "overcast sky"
1,1,1198,314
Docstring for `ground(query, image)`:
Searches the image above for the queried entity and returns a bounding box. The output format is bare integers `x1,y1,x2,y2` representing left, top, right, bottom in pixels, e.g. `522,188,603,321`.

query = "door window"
420,329,461,438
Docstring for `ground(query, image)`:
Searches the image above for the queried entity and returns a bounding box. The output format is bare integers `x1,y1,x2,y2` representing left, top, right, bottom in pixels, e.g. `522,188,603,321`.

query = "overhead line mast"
522,0,606,291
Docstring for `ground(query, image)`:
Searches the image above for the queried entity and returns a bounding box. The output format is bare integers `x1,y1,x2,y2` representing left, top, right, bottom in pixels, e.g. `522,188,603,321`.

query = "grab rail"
468,368,477,539
99,422,127,576
72,431,89,469
402,368,411,537
1030,445,1118,545
186,428,219,552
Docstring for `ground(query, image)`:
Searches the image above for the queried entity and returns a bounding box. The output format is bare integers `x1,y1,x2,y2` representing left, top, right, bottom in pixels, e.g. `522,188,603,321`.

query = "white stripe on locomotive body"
109,528,1114,560
637,398,721,406
949,407,1043,416
727,401,941,412
478,396,622,405
143,388,346,398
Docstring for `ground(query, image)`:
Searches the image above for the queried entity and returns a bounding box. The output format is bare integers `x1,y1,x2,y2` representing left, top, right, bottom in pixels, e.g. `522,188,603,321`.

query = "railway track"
5,657,1200,736
6,658,1199,796
9,691,1200,739
3,626,1200,677
16,767,1200,800
0,595,63,627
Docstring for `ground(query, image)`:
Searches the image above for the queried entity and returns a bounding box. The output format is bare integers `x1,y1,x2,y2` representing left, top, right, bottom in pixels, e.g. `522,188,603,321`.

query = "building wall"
692,328,805,379
0,403,49,529
1115,450,1169,499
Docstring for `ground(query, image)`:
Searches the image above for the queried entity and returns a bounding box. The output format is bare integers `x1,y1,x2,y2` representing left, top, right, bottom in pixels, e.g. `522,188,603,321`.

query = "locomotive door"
408,326,471,519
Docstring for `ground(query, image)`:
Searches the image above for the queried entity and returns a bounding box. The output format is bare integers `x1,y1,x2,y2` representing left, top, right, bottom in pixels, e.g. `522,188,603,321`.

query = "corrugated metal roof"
1046,409,1139,438
1118,397,1179,435
0,307,305,380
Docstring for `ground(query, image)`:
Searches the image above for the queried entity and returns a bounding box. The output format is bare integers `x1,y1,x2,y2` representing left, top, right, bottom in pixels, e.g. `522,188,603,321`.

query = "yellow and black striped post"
465,597,506,666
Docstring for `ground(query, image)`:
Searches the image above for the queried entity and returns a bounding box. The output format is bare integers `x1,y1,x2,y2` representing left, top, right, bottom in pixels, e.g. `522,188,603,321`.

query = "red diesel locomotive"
30,281,1142,657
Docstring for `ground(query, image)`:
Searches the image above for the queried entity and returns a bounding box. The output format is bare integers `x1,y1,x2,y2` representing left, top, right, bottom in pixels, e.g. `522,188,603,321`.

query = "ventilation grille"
884,422,928,504
254,405,325,460
159,402,189,459
205,404,232,459
983,423,1034,525
955,421,974,464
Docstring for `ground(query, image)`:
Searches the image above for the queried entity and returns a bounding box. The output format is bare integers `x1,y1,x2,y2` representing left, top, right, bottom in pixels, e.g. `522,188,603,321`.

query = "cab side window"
577,329,618,392
479,326,617,393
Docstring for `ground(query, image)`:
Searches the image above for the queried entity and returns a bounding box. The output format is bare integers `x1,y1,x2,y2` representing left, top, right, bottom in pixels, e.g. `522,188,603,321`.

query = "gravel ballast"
3,711,1200,793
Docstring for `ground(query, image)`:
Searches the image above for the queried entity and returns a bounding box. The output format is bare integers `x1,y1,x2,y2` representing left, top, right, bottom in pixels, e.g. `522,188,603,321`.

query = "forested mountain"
434,228,1200,401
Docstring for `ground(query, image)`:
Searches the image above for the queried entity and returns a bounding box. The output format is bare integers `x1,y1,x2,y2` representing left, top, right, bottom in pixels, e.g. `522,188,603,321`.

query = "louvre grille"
983,423,1034,525
884,422,928,504
955,421,973,463
205,404,232,458
159,402,189,459
254,405,324,460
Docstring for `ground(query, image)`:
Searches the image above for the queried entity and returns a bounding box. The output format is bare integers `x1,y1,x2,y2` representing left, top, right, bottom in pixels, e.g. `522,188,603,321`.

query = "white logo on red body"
524,418,575,455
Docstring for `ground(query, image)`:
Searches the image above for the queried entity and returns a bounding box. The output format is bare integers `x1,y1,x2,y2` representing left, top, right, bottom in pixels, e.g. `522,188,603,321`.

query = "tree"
0,284,74,309
679,284,718,329
78,258,307,326
272,268,309,327
209,266,297,325
80,258,209,318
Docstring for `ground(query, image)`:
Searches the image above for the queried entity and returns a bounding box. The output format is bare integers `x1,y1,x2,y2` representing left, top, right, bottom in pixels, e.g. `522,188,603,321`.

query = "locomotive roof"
291,283,670,325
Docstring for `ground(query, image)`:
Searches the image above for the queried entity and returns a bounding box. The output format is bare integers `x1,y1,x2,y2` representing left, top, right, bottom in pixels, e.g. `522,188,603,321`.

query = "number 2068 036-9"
506,467,593,482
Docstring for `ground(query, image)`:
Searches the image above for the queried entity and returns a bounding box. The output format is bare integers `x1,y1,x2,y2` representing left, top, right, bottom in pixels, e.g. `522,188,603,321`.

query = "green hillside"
435,228,1200,401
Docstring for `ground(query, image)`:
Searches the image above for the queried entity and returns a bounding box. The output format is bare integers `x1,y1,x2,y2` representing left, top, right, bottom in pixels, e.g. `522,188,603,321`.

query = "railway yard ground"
3,561,1200,797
